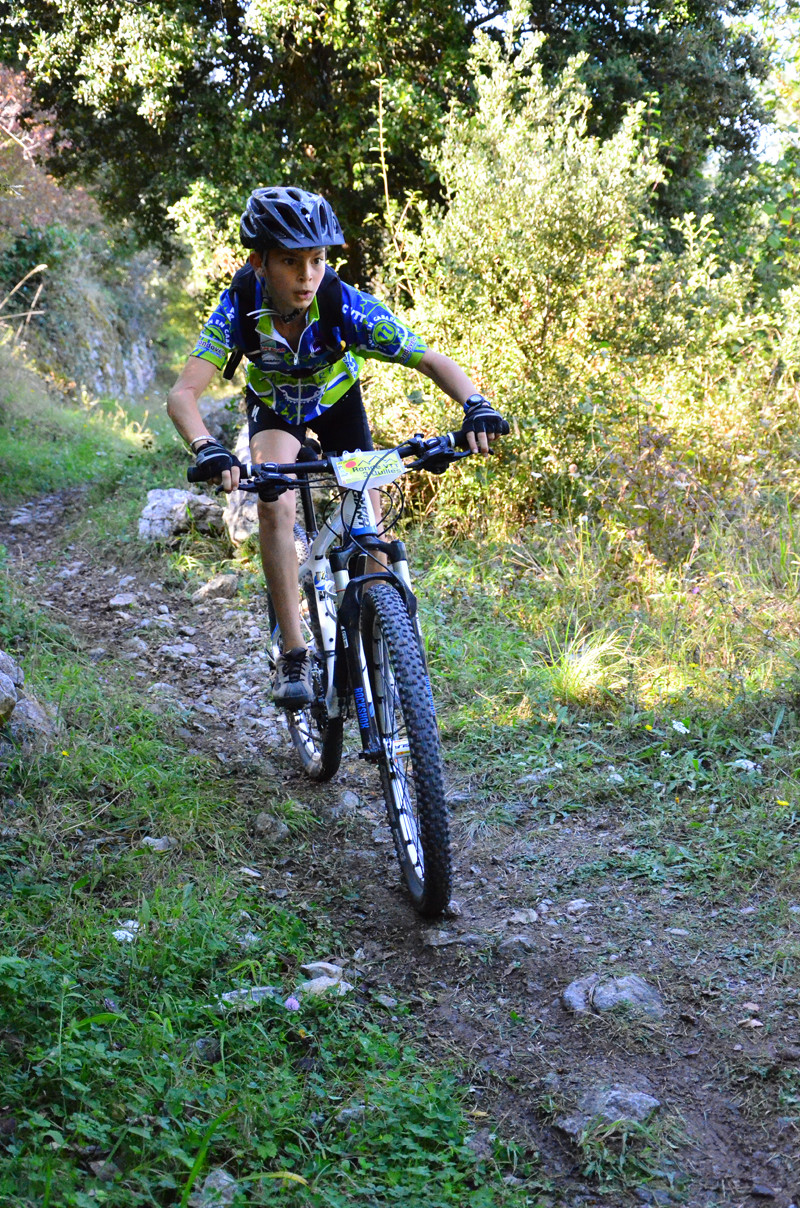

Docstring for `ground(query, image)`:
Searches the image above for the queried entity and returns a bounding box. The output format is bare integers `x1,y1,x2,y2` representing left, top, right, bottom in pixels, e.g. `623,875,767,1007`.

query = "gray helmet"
240,186,345,250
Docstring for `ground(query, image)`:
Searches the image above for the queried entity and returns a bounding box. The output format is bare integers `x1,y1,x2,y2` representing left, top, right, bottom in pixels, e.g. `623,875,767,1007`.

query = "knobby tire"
361,582,451,916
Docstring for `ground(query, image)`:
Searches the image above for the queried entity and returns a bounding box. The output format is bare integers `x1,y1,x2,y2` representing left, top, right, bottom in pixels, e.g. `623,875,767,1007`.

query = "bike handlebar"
186,426,477,485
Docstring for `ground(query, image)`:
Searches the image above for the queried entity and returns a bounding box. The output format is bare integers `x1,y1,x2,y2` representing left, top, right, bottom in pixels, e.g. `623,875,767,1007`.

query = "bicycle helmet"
240,186,345,250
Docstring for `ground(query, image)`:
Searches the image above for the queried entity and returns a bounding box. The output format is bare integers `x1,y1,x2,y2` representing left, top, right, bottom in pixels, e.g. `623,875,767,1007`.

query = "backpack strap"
223,263,262,381
222,262,348,382
315,265,346,356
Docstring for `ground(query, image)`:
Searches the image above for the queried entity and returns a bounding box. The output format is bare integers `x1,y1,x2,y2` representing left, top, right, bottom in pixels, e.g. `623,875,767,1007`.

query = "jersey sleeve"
342,286,427,368
190,290,234,369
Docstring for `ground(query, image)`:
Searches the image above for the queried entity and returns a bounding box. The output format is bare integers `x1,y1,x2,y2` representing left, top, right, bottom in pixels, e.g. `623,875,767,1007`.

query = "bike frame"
296,479,418,758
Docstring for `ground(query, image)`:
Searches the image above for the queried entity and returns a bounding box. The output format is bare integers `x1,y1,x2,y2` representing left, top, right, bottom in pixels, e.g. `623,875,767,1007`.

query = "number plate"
331,449,406,490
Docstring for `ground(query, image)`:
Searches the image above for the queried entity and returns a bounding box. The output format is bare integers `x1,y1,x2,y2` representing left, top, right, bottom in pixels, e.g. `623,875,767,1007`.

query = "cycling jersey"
191,279,427,426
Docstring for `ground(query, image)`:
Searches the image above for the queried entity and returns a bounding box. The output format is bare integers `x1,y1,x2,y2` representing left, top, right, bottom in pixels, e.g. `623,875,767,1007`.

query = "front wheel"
361,582,451,916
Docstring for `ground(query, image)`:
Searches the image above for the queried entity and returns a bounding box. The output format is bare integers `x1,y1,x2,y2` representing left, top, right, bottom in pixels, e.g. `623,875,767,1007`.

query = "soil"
2,491,799,1208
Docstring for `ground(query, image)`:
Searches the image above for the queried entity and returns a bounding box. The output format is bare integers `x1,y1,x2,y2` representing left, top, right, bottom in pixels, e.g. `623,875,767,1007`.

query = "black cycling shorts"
246,381,373,456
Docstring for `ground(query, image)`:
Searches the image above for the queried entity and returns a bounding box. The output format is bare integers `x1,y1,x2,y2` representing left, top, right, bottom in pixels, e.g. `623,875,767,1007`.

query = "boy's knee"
257,493,294,530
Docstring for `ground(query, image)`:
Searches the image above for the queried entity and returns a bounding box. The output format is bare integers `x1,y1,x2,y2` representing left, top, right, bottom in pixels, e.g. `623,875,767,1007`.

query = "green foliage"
4,0,483,282
0,340,162,501
367,33,800,562
522,0,769,224
3,0,771,282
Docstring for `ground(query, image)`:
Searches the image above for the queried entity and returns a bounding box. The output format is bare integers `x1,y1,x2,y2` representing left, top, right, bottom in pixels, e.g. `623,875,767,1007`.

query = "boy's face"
250,247,326,315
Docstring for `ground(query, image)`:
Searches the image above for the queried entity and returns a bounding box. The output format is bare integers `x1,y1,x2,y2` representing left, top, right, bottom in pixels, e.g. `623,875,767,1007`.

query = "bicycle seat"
300,437,323,460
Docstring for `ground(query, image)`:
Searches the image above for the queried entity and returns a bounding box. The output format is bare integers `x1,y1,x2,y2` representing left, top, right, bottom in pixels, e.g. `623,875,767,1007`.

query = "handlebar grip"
451,419,510,449
187,459,251,485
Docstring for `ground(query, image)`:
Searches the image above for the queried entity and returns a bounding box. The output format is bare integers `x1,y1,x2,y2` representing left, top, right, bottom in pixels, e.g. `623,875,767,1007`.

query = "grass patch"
413,523,800,899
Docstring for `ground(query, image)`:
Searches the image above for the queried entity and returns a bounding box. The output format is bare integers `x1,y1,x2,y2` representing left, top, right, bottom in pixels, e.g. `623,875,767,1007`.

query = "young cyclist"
167,185,507,708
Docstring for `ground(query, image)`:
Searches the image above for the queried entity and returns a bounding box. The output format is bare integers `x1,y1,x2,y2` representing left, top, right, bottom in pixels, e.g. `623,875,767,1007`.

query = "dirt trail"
2,492,799,1208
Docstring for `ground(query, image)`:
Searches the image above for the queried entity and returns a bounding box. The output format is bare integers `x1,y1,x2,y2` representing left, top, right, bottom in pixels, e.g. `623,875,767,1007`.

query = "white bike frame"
299,474,413,721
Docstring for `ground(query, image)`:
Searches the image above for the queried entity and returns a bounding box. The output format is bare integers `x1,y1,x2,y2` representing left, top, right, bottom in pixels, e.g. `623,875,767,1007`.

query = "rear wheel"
361,582,451,916
266,524,343,781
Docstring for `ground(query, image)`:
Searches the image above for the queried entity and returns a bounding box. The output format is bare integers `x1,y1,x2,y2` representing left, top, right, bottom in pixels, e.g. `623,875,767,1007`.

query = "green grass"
413,523,800,899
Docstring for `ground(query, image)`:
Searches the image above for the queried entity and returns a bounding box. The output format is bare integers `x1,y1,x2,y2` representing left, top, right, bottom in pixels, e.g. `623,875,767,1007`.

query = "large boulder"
7,696,58,746
0,671,18,724
0,651,24,688
222,424,259,546
138,489,224,543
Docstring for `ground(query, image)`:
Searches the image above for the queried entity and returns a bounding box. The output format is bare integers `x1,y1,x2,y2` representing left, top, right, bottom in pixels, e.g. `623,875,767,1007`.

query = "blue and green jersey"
191,279,426,426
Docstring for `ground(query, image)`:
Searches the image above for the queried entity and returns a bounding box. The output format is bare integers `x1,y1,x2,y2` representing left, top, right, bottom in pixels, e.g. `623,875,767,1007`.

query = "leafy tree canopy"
521,0,770,220
1,0,771,277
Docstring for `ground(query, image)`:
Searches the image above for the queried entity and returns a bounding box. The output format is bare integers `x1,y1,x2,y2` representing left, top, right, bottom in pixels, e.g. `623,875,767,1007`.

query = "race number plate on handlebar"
331,449,407,491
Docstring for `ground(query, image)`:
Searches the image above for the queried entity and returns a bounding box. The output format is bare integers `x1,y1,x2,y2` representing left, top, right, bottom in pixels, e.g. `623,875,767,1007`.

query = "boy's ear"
249,250,264,271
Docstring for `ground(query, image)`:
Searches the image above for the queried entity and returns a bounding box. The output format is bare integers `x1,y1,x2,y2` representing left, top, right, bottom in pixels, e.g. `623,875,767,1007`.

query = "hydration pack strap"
222,263,346,382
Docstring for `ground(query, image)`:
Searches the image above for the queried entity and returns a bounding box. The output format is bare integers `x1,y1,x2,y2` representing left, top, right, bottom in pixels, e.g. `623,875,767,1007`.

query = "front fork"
328,536,422,759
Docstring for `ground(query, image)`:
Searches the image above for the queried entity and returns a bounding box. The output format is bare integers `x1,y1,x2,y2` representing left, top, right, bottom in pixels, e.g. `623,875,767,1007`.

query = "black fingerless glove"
192,438,240,480
462,394,510,438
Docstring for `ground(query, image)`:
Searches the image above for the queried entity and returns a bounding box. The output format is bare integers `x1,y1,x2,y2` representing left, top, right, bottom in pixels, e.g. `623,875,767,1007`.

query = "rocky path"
2,491,799,1208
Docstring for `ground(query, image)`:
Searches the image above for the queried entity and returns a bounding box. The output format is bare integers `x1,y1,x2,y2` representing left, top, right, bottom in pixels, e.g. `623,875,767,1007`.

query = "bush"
365,30,800,561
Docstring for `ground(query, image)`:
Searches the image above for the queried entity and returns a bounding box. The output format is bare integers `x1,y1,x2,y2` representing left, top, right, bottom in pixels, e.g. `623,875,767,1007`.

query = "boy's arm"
416,349,501,455
167,355,240,491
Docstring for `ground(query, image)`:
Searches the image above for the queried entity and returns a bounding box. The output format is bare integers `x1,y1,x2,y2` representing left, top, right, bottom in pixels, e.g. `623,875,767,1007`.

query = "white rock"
514,762,563,786
0,671,18,724
216,985,282,1010
112,919,141,943
237,931,261,951
158,643,198,660
556,1083,661,1136
191,574,239,603
562,973,665,1019
505,908,539,926
423,930,483,948
566,898,592,915
148,681,179,696
498,934,536,955
188,1166,239,1207
253,812,290,845
8,697,57,743
109,592,138,608
301,961,344,979
138,488,224,543
730,758,761,774
298,975,354,998
139,836,177,852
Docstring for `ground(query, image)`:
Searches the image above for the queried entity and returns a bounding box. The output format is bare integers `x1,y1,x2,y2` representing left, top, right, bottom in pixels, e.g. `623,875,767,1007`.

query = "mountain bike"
189,430,471,916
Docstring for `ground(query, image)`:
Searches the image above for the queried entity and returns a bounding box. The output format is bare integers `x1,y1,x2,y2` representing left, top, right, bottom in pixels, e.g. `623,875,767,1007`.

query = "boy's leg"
250,425,305,651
